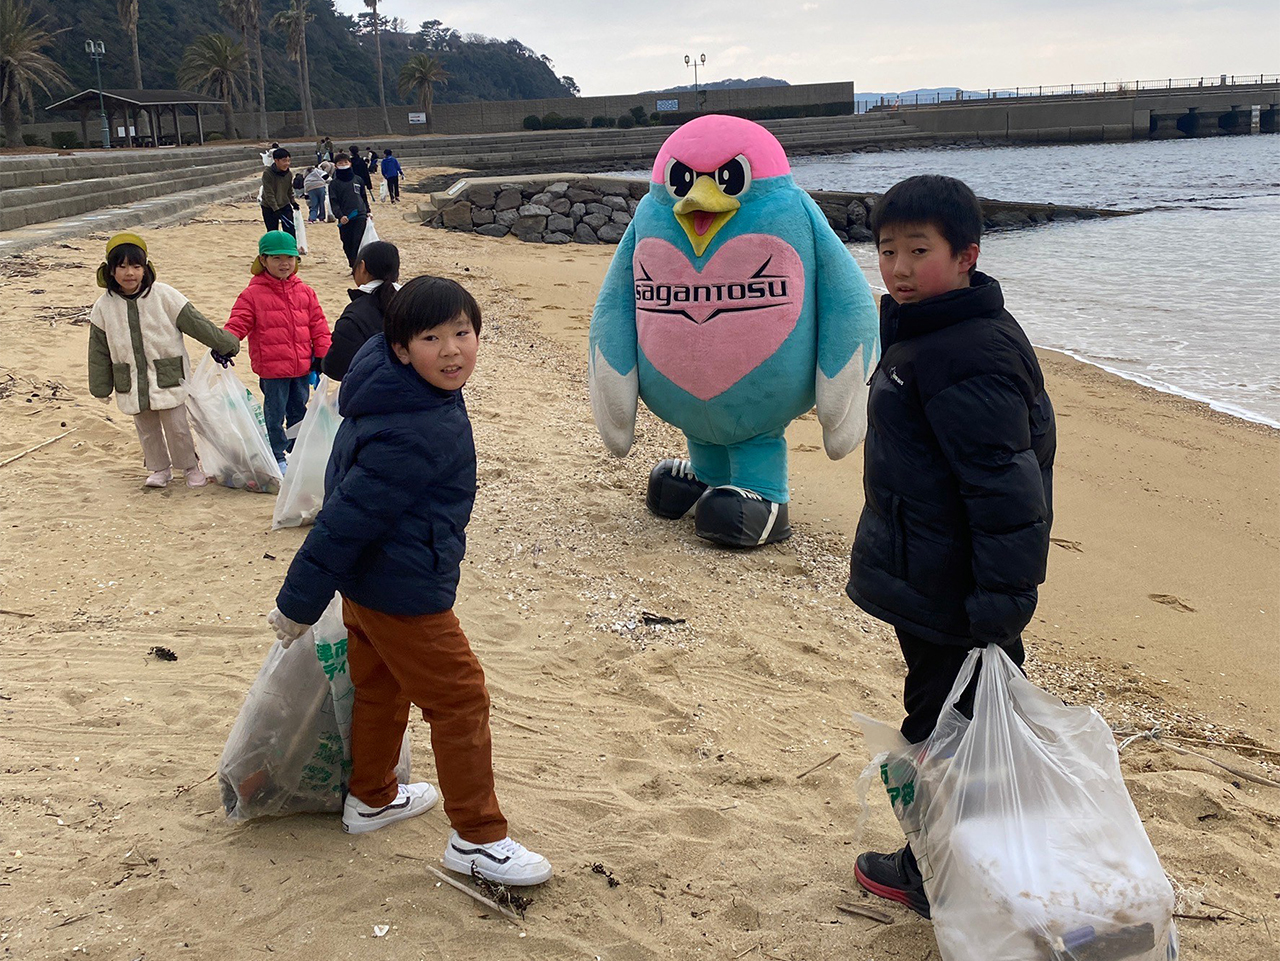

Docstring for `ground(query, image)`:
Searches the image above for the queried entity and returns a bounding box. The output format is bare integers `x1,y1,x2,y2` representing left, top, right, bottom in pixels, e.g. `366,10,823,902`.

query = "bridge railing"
859,74,1279,112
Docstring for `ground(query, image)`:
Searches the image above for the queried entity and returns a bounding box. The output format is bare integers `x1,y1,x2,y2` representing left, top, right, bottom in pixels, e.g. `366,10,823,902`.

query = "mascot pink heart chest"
634,234,805,401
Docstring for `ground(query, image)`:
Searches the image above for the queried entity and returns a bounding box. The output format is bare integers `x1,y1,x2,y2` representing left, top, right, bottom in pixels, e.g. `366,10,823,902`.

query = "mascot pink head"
650,115,791,183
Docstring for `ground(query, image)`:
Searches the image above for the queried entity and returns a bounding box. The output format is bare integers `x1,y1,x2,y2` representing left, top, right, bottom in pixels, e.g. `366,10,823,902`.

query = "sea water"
612,135,1280,426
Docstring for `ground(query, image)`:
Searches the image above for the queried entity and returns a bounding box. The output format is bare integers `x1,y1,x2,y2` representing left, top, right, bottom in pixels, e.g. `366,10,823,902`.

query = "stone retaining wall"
415,175,1130,246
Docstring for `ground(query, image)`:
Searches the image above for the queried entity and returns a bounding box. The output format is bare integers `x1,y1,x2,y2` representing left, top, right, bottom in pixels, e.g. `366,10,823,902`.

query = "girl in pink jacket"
223,231,331,471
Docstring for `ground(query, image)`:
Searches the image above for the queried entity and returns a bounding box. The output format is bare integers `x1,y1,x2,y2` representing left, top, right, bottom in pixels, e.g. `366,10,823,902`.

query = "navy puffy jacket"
276,333,476,625
847,273,1055,647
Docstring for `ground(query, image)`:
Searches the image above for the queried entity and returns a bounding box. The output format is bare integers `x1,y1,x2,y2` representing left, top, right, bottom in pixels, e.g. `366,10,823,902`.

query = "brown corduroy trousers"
342,597,508,844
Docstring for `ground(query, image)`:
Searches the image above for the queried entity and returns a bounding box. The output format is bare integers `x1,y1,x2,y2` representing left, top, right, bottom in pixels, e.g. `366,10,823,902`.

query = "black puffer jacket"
847,273,1055,647
323,286,387,381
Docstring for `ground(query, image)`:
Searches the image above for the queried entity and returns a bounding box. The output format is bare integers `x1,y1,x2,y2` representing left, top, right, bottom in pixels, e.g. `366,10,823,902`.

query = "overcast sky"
335,1,1278,97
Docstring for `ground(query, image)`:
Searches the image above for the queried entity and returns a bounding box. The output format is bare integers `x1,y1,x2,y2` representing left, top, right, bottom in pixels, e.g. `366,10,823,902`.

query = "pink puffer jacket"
224,272,331,379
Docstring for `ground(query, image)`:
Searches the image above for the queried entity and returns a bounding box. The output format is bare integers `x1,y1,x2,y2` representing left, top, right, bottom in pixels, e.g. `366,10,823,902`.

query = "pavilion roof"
45,89,223,113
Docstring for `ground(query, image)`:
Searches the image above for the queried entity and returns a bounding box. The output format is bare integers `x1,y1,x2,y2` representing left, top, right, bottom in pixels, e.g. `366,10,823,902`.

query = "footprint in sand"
1148,593,1196,613
1050,537,1084,552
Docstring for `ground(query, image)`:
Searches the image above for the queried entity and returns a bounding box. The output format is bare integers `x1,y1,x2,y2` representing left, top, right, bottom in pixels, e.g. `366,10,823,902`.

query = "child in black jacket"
323,241,400,381
327,153,371,270
847,175,1056,918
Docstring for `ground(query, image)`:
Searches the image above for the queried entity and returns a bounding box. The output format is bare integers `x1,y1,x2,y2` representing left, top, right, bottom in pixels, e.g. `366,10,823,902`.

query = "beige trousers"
133,406,198,472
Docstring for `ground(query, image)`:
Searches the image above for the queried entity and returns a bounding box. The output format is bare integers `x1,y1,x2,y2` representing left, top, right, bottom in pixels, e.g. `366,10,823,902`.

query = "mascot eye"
715,155,751,196
665,159,696,199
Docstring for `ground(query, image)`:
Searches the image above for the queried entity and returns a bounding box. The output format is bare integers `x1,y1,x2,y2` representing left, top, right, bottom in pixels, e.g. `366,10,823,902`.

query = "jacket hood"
339,332,458,418
880,271,1003,347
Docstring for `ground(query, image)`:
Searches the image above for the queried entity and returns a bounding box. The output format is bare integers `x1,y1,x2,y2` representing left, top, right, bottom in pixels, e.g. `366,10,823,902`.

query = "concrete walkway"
0,174,259,255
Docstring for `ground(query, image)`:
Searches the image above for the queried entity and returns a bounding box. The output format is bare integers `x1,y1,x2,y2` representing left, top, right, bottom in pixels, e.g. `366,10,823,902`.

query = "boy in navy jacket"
269,277,552,886
847,175,1056,917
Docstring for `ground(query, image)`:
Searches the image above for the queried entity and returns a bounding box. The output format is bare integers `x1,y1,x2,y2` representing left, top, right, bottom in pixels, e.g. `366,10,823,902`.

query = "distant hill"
32,0,576,118
645,77,790,94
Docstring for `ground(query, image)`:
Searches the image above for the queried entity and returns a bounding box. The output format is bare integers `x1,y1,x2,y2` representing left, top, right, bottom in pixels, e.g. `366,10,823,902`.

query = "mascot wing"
803,194,880,460
588,223,641,456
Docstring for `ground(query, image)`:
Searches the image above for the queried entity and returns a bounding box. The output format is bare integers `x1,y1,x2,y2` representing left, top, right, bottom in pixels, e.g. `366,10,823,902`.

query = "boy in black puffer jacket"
847,175,1056,918
269,277,553,887
322,241,400,381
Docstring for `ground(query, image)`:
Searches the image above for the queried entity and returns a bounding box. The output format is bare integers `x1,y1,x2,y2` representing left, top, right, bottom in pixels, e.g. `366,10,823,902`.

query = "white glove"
267,607,310,648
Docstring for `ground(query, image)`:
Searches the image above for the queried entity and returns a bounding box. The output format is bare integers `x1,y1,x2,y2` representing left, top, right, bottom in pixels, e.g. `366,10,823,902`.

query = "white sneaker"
441,831,553,886
341,782,438,835
144,469,171,488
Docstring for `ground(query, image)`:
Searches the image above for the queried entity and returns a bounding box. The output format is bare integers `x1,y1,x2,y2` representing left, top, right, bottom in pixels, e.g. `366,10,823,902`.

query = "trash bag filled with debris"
218,595,410,821
186,355,283,494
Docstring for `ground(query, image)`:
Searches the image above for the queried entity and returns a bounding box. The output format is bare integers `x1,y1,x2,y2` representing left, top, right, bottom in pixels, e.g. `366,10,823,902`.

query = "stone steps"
0,146,258,189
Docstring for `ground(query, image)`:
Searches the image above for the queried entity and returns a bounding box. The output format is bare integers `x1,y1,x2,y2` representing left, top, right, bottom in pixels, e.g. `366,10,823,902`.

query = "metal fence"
856,74,1279,112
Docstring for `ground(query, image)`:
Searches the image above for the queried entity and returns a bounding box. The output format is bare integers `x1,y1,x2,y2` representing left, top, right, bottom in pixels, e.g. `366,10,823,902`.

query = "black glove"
211,349,235,368
291,201,300,210
310,356,324,374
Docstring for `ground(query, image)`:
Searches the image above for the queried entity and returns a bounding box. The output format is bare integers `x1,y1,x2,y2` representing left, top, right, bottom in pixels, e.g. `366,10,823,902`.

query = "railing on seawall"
862,74,1279,111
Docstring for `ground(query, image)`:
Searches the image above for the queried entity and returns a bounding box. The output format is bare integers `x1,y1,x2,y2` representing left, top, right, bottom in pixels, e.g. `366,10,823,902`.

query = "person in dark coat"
322,241,400,381
260,148,298,237
846,175,1056,918
327,153,371,270
349,145,375,199
267,277,553,887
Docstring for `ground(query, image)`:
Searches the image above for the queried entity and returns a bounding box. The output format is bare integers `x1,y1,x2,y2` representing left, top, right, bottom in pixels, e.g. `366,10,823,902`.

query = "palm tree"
116,0,151,139
398,54,447,134
221,0,267,138
218,0,255,129
177,33,246,139
363,0,391,133
0,0,68,147
270,0,316,137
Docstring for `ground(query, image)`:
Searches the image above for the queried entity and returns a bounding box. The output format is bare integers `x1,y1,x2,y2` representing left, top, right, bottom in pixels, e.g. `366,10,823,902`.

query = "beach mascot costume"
588,115,879,547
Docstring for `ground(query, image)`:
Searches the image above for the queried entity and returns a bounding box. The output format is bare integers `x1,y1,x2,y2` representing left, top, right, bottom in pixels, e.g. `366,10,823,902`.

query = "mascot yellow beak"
673,175,740,257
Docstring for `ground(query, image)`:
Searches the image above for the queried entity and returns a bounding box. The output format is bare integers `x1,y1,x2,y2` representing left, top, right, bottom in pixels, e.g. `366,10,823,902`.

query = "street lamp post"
85,40,111,148
684,53,706,111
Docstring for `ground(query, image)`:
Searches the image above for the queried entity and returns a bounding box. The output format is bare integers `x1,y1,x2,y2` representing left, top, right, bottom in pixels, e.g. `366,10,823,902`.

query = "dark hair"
355,241,401,315
383,148,393,156
334,152,350,164
272,147,290,160
104,243,156,297
384,276,482,347
870,174,983,272
349,144,359,154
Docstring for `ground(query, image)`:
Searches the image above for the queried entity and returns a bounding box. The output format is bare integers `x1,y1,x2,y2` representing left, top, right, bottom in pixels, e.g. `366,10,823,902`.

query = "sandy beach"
1,180,1277,960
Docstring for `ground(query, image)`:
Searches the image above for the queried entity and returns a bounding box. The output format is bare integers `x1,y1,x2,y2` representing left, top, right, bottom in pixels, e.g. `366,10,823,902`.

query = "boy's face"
393,313,479,391
877,222,979,304
113,261,144,294
274,155,291,172
264,255,297,280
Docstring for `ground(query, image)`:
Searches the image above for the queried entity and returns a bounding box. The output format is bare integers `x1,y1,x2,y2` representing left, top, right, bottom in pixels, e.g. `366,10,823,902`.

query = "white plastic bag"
855,646,1177,961
185,355,283,494
219,595,411,821
379,180,389,202
294,213,309,255
360,217,379,250
272,375,342,529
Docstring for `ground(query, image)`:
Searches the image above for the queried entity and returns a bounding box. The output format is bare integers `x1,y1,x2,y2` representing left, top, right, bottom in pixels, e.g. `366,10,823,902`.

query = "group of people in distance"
85,168,1054,909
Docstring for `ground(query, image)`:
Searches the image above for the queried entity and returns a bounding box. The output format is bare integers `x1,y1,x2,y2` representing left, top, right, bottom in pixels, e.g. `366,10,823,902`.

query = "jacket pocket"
112,363,132,394
153,356,184,389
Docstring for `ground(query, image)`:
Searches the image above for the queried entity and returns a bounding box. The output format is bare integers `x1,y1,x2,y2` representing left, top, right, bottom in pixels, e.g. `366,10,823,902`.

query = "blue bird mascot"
589,114,879,547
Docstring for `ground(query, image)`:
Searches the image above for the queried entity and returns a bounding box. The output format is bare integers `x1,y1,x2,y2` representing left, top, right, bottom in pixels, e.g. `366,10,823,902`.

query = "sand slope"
1,196,1277,960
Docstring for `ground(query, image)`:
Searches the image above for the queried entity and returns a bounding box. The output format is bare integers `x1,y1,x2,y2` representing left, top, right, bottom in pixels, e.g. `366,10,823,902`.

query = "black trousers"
261,204,296,237
896,628,1025,744
386,176,400,202
338,215,366,268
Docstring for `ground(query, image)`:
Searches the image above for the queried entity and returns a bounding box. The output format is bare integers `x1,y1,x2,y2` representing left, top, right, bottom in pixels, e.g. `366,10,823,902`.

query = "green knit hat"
251,230,300,275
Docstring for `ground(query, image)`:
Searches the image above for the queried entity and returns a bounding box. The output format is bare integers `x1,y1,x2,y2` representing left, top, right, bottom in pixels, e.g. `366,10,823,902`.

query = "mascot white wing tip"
589,343,638,457
815,346,870,460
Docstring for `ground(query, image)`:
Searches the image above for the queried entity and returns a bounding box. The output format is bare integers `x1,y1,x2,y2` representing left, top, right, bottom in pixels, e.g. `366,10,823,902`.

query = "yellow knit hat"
96,232,156,288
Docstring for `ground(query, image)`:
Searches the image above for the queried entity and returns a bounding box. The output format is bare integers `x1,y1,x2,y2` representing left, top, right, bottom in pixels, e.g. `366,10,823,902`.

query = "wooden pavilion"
43,89,226,148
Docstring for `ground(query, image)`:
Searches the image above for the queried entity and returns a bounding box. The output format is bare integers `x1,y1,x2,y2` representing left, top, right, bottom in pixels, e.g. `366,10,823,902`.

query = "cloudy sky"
335,1,1277,96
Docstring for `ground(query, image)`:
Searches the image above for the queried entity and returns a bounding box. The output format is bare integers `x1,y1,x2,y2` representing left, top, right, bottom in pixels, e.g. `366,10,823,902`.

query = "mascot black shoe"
646,458,708,519
695,486,791,547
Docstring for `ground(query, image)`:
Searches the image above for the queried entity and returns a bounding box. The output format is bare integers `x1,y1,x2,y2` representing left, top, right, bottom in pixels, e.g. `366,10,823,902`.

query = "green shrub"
590,115,615,128
522,114,542,130
205,131,226,141
629,105,649,126
21,133,43,146
650,112,661,124
559,115,587,129
50,131,82,150
658,101,856,126
617,113,635,129
541,111,563,129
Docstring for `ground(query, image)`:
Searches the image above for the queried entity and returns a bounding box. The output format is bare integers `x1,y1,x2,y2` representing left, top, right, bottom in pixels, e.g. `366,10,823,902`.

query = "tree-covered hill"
33,0,576,118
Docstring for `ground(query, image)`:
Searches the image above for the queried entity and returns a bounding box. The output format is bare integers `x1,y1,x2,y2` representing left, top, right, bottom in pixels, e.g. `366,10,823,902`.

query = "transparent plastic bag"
854,646,1177,961
378,180,389,202
272,375,342,529
294,214,309,255
360,216,379,249
219,595,411,821
185,355,283,494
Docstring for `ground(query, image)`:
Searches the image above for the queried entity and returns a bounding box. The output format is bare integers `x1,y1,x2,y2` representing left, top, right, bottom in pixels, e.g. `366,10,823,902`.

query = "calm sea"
611,135,1280,426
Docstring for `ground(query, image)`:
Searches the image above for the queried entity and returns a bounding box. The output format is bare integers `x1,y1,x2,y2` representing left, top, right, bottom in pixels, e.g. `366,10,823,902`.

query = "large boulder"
573,223,599,244
847,199,868,228
611,210,632,226
567,185,601,204
543,232,573,245
602,195,628,211
476,224,510,238
547,213,574,234
546,181,570,197
512,214,547,241
549,197,572,215
586,202,613,218
569,202,587,219
627,181,649,200
441,202,473,229
530,191,554,206
583,212,610,231
465,184,497,207
597,222,627,243
494,187,523,211
495,208,520,227
471,207,496,226
519,203,552,217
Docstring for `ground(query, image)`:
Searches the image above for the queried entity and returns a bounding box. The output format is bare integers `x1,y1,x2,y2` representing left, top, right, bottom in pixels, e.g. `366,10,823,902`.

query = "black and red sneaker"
854,846,931,919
